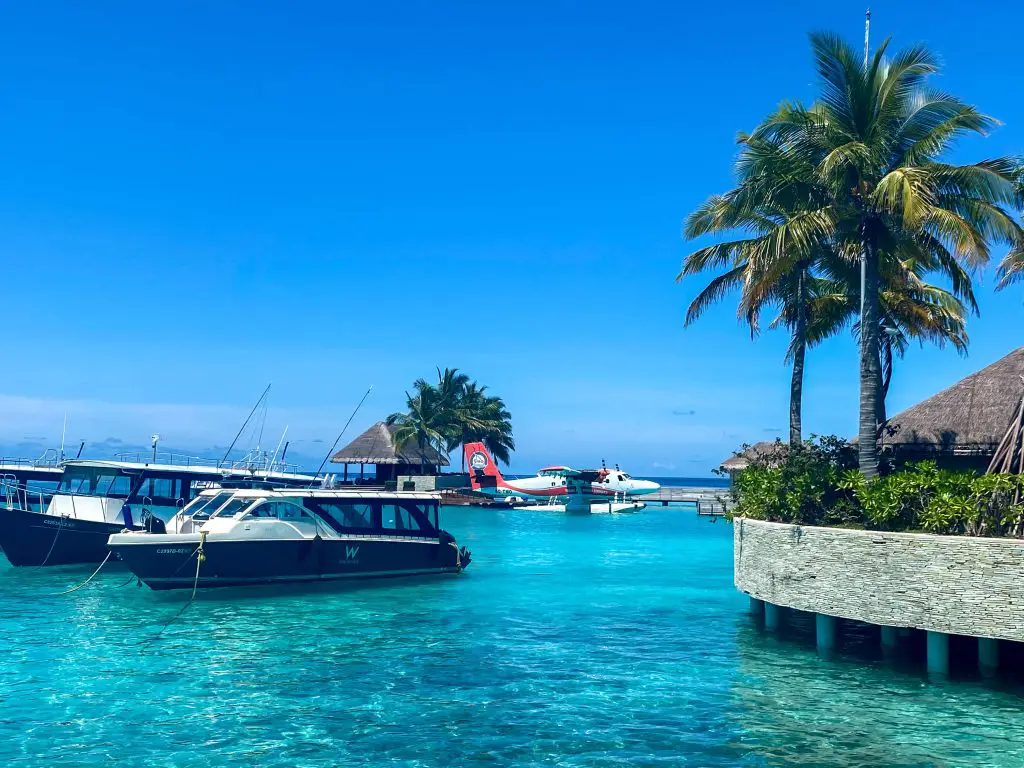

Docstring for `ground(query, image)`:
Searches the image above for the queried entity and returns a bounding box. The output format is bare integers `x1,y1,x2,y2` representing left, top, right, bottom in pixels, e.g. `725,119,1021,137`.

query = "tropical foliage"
386,368,515,471
727,436,1024,537
681,31,1024,474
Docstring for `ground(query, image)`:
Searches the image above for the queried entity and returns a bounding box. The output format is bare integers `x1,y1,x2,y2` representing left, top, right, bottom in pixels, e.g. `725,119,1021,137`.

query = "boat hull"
0,507,125,566
109,536,466,590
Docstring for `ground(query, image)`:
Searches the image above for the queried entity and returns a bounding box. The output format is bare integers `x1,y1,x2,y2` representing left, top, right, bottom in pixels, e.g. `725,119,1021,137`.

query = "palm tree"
386,381,448,474
998,249,1024,289
388,368,515,472
749,33,1023,477
451,381,515,469
805,272,970,425
681,131,837,447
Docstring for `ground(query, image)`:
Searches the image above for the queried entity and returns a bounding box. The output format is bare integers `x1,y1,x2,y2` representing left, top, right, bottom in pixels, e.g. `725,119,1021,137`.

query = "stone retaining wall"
734,518,1024,641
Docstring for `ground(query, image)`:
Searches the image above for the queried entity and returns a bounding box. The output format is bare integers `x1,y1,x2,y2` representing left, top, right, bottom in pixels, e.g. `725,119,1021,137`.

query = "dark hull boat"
0,457,314,568
111,534,466,590
0,507,129,566
108,488,471,591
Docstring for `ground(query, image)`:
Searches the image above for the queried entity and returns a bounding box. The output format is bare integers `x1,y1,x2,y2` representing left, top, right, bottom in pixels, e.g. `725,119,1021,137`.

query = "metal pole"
863,8,871,66
860,8,871,410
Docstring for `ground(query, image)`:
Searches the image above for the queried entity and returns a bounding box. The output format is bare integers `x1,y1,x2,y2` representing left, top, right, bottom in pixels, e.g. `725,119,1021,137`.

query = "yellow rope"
191,530,207,600
55,551,113,595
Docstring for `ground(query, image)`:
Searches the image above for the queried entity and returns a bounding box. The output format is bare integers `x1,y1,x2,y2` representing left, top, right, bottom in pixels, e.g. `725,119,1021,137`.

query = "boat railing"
111,449,305,475
1,475,50,513
0,452,63,470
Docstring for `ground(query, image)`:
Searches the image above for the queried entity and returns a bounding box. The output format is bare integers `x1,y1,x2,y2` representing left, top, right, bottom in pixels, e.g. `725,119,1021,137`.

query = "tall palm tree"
388,368,516,472
386,381,448,474
681,131,837,447
451,381,515,469
804,273,970,425
751,33,1023,477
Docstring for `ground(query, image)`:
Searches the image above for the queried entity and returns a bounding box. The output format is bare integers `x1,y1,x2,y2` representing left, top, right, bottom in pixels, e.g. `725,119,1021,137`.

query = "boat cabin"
172,487,441,537
45,459,316,527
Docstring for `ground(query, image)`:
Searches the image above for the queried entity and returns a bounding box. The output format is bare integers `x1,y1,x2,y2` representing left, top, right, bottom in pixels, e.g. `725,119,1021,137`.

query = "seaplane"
463,443,660,514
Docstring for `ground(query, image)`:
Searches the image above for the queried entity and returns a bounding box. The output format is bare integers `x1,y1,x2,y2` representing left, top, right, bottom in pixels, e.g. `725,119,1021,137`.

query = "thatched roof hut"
330,421,449,482
879,347,1024,469
719,441,788,475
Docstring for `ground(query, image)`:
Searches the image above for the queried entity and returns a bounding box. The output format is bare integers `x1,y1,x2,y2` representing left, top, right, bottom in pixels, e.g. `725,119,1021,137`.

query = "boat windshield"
58,467,133,497
209,497,259,519
181,491,234,519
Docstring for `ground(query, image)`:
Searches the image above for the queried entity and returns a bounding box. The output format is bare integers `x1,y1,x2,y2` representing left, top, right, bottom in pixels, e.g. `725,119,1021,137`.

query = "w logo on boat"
345,545,360,560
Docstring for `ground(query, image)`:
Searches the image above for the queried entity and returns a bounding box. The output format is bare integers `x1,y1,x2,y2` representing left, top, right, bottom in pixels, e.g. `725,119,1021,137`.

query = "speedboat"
108,487,471,590
0,455,314,567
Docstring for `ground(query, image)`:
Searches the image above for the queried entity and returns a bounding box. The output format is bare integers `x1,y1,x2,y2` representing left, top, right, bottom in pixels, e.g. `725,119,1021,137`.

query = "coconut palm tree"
747,33,1023,477
388,368,515,471
450,381,515,469
681,130,839,447
386,381,448,474
804,272,970,425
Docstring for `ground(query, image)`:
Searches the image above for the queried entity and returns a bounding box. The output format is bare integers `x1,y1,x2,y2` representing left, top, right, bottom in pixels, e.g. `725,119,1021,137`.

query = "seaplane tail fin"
464,442,505,491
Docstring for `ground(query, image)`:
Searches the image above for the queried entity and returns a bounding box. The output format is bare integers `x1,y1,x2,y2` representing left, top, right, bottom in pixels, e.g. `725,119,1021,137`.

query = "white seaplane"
463,443,659,514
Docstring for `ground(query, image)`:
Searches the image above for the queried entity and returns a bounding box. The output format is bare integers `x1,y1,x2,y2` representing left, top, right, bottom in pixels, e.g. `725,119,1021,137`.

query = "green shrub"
726,436,1024,538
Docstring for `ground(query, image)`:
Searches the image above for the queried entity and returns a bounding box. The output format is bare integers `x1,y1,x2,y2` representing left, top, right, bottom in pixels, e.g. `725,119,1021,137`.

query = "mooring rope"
39,519,65,567
144,531,207,645
55,551,113,595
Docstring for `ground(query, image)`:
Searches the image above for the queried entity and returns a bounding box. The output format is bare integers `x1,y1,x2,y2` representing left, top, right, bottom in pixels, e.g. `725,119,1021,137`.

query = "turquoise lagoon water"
3,508,1024,767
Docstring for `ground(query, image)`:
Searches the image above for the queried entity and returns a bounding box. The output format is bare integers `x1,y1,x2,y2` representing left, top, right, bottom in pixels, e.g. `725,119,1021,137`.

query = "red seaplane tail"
464,442,506,492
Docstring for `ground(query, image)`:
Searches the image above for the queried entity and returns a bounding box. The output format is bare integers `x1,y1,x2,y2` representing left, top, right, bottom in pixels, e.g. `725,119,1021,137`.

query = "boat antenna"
151,434,160,463
76,440,85,459
310,386,373,487
264,426,289,480
220,384,272,467
59,413,67,461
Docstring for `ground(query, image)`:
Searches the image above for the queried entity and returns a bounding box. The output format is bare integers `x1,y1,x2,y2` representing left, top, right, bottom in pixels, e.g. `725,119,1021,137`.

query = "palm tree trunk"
789,266,808,447
859,233,882,478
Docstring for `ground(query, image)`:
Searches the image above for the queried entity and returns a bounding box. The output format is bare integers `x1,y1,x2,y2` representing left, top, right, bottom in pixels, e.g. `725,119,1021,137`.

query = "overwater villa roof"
329,421,450,466
880,347,1024,456
719,441,788,472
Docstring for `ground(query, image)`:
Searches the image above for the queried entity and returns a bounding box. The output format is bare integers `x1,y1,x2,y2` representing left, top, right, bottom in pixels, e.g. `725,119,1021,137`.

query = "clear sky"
0,1,1020,475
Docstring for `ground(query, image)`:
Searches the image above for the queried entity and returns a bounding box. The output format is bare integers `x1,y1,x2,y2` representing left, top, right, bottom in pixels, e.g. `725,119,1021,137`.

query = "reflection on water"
1,507,1022,766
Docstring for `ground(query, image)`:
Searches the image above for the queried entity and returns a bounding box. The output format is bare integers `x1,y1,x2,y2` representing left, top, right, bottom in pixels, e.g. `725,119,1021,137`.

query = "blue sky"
0,1,1020,475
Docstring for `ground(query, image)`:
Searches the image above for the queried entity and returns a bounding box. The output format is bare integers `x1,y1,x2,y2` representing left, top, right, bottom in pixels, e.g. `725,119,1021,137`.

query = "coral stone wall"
734,518,1024,641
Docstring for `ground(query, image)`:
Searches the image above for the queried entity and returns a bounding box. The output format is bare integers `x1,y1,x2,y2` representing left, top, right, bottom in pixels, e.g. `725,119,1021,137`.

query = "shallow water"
2,508,1023,767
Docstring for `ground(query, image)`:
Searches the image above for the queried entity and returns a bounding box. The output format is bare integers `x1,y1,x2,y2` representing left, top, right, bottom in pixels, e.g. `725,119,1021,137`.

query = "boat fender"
122,504,134,530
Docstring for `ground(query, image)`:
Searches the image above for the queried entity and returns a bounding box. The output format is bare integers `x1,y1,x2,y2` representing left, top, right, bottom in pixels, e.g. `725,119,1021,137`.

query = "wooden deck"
439,486,731,515
640,486,731,515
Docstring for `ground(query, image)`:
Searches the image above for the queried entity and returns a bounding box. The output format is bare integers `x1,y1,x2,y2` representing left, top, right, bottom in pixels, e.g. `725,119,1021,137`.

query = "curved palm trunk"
859,235,882,478
789,266,808,447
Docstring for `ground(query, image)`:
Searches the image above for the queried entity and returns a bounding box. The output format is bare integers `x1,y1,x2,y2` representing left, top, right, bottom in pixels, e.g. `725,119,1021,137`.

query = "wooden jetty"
439,485,731,515
641,486,731,516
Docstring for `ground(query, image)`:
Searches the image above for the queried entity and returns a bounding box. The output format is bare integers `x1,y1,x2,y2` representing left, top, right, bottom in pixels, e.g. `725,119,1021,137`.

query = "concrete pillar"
926,631,950,677
764,602,784,631
979,638,999,677
749,597,764,616
815,614,838,658
880,626,900,658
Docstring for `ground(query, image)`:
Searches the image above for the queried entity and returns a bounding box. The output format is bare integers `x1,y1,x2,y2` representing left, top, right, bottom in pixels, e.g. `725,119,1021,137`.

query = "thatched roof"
330,422,450,466
720,441,788,472
880,347,1024,455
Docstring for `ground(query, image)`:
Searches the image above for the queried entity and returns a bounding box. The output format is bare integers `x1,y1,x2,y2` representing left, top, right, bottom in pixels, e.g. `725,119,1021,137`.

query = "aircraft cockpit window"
617,474,625,482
